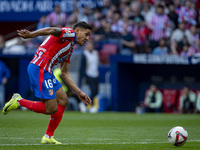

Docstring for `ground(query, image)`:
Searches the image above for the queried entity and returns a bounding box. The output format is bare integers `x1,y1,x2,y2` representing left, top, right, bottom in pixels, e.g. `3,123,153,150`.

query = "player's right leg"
2,94,57,115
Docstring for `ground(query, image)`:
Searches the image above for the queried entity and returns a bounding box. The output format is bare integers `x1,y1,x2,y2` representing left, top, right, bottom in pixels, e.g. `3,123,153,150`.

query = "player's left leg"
44,87,68,139
40,68,68,144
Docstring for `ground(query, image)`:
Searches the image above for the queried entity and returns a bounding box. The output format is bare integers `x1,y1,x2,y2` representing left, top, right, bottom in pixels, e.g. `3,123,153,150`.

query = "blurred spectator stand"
162,89,178,113
46,4,67,27
99,43,118,64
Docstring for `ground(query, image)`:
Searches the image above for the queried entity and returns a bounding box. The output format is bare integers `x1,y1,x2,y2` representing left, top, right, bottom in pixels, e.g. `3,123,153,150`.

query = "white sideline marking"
0,137,120,140
0,140,200,146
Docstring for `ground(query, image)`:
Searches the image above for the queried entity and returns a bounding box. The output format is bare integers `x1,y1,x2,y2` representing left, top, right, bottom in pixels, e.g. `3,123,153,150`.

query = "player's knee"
61,97,68,107
45,105,58,115
58,96,68,107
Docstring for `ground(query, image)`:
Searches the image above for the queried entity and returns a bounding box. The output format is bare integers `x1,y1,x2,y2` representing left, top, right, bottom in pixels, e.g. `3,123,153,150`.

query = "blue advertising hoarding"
0,0,103,21
133,54,200,65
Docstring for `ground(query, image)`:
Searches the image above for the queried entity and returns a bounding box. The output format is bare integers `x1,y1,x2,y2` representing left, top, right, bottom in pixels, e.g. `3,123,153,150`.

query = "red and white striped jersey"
149,13,170,41
178,6,197,25
30,27,76,73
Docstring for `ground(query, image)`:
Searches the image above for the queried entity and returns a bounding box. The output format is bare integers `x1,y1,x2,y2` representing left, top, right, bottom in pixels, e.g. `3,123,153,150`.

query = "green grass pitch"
0,110,200,150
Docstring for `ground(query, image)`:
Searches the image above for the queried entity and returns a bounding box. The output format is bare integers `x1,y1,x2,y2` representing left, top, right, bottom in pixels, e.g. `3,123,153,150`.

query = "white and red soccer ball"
168,126,188,146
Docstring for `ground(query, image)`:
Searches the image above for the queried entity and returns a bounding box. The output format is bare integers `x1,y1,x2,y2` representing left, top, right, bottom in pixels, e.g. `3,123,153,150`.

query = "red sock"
18,99,45,114
45,104,65,137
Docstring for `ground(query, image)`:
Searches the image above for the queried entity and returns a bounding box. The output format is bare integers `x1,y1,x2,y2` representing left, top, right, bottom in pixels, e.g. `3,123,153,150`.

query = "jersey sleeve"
59,27,75,39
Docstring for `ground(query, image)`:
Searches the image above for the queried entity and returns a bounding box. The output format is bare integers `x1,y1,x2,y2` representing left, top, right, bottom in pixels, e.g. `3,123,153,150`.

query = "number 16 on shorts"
44,79,54,95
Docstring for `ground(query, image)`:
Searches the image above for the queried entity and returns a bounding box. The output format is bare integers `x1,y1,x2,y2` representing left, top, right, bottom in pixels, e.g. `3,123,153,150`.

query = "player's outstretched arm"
17,27,62,39
60,62,92,105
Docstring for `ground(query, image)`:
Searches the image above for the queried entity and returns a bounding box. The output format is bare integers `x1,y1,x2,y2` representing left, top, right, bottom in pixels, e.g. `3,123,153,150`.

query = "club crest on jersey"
63,28,71,33
48,89,53,95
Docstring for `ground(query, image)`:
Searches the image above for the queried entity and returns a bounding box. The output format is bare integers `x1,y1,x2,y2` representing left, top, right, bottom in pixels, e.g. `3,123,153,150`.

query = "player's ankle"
44,134,50,139
44,134,53,139
17,98,23,106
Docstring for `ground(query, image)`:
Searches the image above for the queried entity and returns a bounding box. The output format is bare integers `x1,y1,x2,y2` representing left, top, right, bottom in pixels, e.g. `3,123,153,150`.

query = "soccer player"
2,21,92,144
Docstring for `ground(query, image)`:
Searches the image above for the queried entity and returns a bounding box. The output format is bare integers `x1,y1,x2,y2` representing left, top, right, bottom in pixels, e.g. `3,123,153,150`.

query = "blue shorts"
27,63,62,99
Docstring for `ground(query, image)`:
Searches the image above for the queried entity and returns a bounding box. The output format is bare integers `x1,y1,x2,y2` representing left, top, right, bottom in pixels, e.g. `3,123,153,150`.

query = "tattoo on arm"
51,28,62,38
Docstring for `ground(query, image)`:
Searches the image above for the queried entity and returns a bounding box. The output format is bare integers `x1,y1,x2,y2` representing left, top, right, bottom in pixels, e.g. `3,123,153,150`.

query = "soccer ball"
168,126,188,146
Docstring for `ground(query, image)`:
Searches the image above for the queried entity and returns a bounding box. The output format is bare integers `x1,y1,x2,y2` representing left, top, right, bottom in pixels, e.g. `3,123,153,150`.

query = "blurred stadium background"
0,0,200,113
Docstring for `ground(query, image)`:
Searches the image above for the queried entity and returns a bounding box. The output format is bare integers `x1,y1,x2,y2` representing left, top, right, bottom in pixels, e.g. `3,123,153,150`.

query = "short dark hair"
73,21,92,30
157,4,164,10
